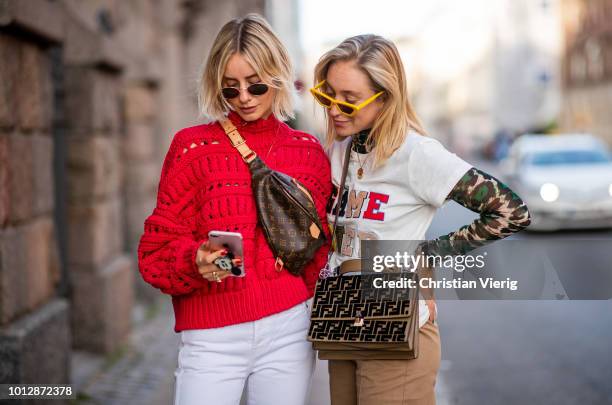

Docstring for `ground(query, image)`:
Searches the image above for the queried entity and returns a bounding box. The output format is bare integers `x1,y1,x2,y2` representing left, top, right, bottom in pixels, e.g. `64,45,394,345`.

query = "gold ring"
212,271,221,283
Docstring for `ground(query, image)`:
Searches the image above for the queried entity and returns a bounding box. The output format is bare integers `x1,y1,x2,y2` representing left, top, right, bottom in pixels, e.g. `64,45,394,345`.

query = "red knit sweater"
137,112,331,332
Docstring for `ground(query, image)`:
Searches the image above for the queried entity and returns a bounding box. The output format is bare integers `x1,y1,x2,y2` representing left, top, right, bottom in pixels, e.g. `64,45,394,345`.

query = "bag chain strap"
319,140,353,279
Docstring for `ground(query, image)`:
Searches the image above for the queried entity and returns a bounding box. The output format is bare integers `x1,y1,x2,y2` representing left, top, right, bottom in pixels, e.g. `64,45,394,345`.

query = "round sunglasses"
221,83,269,99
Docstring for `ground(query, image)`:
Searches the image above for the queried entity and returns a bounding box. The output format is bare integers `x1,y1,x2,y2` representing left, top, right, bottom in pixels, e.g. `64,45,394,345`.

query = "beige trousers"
328,320,441,405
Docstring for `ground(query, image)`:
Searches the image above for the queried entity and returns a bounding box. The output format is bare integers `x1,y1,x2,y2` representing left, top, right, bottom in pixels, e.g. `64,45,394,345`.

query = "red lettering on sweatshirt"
362,192,389,221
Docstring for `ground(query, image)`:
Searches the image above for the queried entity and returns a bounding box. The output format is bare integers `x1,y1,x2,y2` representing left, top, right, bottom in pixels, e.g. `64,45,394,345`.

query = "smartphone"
207,230,245,277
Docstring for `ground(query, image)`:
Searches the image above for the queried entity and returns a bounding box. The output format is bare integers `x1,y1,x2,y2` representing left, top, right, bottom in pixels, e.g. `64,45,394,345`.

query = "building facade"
560,0,612,145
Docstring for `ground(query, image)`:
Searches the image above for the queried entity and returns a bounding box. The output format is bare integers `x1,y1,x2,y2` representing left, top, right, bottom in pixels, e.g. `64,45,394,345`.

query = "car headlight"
540,183,559,202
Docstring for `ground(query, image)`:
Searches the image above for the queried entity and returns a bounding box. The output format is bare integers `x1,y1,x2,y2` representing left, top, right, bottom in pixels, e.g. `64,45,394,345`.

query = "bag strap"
219,119,258,163
329,139,353,251
219,118,284,271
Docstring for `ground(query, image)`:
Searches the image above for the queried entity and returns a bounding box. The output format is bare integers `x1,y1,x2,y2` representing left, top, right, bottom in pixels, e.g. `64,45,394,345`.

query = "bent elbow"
510,204,531,231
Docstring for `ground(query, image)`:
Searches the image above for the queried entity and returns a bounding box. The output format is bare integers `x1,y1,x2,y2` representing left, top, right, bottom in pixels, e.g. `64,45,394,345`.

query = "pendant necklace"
355,152,369,179
265,124,281,159
352,129,372,180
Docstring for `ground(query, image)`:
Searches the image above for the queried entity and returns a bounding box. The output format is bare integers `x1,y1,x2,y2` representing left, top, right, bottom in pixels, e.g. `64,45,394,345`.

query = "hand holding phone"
207,231,245,277
195,234,243,282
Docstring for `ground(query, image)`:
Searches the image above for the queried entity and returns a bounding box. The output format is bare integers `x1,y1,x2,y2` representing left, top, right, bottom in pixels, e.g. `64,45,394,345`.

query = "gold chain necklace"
237,114,280,160
352,130,371,179
355,151,370,179
265,125,281,159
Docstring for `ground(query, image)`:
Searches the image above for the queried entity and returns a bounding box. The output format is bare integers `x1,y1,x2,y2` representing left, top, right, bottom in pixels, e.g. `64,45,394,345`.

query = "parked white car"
501,134,612,231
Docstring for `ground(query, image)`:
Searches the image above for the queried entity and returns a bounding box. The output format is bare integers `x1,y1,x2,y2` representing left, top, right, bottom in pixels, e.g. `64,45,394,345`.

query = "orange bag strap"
219,119,257,163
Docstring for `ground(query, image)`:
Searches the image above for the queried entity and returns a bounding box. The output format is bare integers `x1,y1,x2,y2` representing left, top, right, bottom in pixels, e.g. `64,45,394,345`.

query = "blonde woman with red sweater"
137,14,331,405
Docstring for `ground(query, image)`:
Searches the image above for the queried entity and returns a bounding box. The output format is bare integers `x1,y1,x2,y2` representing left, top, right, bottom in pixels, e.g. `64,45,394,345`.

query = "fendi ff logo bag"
309,272,419,360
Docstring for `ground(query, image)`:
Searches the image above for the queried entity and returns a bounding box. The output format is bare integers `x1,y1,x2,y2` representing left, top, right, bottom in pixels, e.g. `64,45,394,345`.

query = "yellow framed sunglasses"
309,80,384,117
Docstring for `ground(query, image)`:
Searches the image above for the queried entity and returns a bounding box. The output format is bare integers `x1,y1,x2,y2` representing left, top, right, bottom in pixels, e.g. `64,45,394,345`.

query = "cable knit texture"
137,112,332,332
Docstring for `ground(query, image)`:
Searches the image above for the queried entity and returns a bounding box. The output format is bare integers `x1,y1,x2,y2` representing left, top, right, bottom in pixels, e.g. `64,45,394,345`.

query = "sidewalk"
71,298,178,405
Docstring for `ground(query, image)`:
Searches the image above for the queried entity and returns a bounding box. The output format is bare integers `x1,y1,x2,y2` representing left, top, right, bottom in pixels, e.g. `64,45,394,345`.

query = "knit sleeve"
137,132,207,296
294,144,333,293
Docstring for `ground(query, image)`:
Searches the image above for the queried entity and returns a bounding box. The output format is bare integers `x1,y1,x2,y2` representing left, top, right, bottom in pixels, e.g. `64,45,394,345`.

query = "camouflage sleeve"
420,167,531,257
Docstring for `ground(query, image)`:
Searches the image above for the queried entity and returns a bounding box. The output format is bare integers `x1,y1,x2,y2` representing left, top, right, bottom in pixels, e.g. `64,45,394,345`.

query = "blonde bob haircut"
314,34,426,168
198,14,294,122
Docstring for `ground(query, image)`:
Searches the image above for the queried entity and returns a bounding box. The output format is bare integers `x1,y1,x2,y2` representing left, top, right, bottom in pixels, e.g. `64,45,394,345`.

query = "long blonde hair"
198,14,294,121
314,34,425,168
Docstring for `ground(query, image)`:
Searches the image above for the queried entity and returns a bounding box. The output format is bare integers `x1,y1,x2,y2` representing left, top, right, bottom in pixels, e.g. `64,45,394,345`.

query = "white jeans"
174,301,315,405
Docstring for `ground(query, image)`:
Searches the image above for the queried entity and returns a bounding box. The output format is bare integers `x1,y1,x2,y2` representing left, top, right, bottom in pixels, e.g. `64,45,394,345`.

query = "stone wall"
61,14,134,352
0,0,266,389
0,0,70,391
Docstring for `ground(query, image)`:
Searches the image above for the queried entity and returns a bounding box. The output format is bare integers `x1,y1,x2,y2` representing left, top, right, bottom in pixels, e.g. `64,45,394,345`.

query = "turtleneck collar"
227,110,281,134
351,128,373,154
